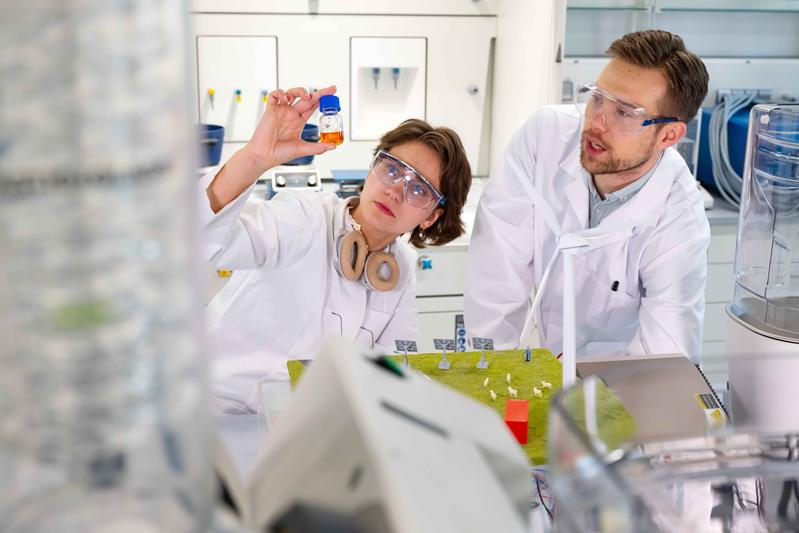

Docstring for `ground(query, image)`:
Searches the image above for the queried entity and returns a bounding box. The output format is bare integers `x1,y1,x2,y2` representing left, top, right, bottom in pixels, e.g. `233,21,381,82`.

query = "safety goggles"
369,150,446,211
576,82,680,136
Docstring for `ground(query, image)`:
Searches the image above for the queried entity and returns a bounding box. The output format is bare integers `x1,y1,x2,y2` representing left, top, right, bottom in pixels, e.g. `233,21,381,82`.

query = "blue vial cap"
319,95,340,112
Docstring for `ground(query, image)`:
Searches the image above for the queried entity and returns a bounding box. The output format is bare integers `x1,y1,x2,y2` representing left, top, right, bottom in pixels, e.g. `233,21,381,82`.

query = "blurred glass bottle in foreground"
0,1,213,531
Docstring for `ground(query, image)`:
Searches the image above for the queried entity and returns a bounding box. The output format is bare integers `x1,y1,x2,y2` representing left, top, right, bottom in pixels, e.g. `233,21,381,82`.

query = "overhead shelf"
657,0,799,12
567,0,799,13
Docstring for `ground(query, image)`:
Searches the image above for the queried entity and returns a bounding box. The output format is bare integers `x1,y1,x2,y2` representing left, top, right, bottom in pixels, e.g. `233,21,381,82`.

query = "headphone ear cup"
364,251,400,292
338,231,368,281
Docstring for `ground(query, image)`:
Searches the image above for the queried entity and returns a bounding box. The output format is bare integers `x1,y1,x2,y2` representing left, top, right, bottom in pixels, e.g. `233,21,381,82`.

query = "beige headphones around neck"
336,208,400,292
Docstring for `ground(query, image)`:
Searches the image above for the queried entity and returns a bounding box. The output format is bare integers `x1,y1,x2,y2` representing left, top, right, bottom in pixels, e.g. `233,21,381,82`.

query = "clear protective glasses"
369,150,446,211
576,82,680,136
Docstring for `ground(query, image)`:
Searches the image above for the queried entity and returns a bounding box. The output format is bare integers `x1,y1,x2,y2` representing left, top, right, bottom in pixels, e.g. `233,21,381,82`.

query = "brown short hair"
375,119,472,248
607,30,709,122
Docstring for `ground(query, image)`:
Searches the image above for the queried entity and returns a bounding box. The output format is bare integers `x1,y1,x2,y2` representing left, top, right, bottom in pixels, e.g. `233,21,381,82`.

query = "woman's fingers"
299,107,316,122
285,86,310,103
313,85,337,98
267,89,288,106
293,85,337,115
297,140,337,157
269,85,337,113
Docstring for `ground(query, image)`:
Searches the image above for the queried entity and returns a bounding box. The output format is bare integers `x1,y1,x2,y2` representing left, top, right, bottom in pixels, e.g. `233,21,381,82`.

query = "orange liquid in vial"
320,131,344,145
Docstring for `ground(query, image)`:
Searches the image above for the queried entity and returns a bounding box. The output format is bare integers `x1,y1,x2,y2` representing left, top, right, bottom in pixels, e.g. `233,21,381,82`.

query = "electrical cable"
708,92,756,207
535,474,553,521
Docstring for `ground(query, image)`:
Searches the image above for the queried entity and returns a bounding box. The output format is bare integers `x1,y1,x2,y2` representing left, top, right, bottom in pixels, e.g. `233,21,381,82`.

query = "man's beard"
580,133,656,176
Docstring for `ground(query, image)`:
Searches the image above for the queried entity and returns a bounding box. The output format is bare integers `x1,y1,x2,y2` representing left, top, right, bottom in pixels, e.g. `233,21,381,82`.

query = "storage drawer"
417,295,463,313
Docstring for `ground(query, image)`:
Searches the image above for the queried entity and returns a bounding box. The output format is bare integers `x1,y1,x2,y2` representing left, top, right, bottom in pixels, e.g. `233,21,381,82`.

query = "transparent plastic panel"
548,362,799,532
732,105,799,339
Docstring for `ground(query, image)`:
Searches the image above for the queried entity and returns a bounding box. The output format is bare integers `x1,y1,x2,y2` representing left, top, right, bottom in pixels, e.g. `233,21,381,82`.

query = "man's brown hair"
607,30,709,122
375,119,472,248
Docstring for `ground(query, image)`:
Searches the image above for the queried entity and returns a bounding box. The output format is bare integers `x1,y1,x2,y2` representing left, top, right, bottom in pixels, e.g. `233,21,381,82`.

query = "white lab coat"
197,171,418,412
464,105,710,361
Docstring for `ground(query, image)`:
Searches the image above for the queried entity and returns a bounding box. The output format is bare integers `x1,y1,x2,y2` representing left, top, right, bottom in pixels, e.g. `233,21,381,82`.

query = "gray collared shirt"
587,155,662,228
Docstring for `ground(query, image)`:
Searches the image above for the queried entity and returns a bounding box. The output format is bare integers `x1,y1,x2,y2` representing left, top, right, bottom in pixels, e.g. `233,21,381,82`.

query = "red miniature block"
504,399,529,445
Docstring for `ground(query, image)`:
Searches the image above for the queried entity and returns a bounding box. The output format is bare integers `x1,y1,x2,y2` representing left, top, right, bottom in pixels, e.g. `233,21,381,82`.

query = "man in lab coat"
464,29,711,361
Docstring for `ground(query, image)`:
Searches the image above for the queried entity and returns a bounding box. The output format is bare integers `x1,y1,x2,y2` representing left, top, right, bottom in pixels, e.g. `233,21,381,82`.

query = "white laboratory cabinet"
189,1,565,176
191,14,495,177
197,36,278,142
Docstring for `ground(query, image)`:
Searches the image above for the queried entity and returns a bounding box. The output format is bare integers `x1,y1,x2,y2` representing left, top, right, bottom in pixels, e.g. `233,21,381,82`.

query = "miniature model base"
288,349,637,464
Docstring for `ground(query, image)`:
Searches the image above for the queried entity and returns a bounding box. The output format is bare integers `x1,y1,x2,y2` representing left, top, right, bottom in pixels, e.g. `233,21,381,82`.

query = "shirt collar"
589,153,663,204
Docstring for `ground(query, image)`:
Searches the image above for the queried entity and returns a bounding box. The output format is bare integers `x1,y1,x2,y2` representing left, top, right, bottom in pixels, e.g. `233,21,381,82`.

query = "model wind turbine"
515,166,657,387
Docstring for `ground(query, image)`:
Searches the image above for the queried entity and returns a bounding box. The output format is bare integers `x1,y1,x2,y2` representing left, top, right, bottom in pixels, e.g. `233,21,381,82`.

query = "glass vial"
319,95,344,145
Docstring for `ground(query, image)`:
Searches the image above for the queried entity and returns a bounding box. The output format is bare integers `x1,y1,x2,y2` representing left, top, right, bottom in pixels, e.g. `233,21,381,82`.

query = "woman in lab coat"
199,86,472,413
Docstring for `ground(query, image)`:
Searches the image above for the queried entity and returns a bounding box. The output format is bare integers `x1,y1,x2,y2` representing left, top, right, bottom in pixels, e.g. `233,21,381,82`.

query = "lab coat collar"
595,150,671,233
559,140,591,233
333,195,362,238
558,142,672,252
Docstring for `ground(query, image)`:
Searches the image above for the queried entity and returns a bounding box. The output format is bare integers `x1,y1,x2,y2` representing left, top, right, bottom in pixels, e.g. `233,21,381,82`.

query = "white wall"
490,0,566,170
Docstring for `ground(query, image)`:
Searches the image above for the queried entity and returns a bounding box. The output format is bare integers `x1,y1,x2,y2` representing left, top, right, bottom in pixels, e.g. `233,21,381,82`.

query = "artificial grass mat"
287,349,635,465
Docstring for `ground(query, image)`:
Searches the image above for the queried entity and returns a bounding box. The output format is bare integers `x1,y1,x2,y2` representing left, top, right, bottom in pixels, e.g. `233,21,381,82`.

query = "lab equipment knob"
307,175,318,187
467,85,479,96
417,256,432,270
275,175,287,187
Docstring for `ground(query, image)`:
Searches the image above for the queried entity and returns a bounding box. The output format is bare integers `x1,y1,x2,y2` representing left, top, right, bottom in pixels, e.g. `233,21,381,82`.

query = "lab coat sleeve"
464,114,540,349
626,216,710,363
195,168,316,271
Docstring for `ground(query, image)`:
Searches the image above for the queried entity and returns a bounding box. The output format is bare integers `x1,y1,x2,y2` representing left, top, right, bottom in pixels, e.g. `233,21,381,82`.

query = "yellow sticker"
695,393,727,429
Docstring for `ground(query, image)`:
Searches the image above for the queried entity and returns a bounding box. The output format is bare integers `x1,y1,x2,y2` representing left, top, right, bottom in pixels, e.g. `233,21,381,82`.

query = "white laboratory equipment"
725,104,799,433
262,123,324,198
0,1,213,531
243,339,532,533
268,167,323,196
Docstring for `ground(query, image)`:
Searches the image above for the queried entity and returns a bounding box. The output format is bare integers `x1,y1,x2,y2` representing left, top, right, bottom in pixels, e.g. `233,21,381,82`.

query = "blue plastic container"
199,124,224,166
696,106,750,190
284,123,320,166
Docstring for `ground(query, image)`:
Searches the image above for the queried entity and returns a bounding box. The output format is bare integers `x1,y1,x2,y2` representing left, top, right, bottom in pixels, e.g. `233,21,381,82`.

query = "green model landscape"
287,349,635,464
